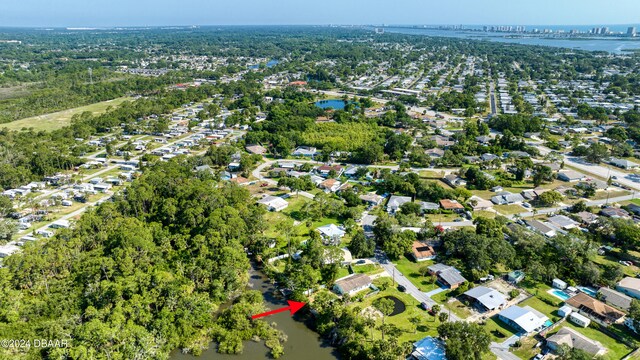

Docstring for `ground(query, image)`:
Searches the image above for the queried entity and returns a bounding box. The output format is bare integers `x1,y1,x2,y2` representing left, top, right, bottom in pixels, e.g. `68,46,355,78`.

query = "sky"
1,0,640,28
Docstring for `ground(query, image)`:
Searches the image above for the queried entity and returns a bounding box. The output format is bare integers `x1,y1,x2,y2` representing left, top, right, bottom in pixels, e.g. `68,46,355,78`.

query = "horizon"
1,0,639,28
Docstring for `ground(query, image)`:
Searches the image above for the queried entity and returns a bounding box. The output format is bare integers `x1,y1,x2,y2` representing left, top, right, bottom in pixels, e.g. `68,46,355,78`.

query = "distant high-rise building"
628,27,637,37
601,27,609,35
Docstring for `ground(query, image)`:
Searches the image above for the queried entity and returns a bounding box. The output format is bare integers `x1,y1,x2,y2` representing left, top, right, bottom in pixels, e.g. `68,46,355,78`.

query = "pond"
381,295,406,316
314,99,348,110
170,264,338,360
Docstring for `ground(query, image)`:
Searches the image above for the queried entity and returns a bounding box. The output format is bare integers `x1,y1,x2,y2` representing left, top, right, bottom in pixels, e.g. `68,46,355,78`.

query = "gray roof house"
525,220,557,237
491,192,524,205
547,215,579,230
387,195,412,213
609,157,639,169
333,274,372,296
558,170,586,182
463,286,508,311
547,327,605,356
598,287,633,311
428,264,467,289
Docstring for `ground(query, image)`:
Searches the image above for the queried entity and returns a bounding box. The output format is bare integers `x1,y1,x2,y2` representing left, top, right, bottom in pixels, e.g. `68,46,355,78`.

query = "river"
170,263,338,360
378,27,640,54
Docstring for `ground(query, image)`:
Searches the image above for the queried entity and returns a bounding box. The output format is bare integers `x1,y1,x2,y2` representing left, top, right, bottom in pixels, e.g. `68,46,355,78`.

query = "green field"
393,257,440,292
2,97,131,131
349,278,441,344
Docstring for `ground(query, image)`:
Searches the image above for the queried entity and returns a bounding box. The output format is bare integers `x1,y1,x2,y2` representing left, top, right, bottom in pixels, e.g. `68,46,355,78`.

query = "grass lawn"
549,322,635,360
482,316,519,342
593,253,640,278
336,267,350,280
426,213,459,223
2,97,131,131
352,263,385,276
393,257,440,292
446,299,473,319
494,204,526,215
473,210,496,219
591,190,631,201
510,336,541,359
519,279,563,308
518,296,561,321
630,199,640,206
350,280,441,344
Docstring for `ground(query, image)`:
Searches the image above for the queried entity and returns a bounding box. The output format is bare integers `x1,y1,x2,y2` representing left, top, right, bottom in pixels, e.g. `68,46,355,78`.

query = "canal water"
170,264,338,360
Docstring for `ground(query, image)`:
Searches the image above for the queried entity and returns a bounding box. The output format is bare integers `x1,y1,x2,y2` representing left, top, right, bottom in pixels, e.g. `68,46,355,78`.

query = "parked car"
397,285,406,292
420,302,429,311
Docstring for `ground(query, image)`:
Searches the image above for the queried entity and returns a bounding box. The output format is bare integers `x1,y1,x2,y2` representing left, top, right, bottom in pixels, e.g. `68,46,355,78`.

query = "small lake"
248,59,280,69
315,99,348,110
170,264,338,360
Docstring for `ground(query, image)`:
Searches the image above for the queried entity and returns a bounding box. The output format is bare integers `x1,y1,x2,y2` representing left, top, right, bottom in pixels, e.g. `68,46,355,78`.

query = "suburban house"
427,263,467,289
425,148,445,158
420,201,440,212
467,196,493,211
558,170,586,182
616,277,640,300
318,178,341,193
443,174,467,188
525,219,557,237
598,287,633,311
463,286,508,311
245,144,267,155
608,157,639,169
546,327,606,356
230,176,251,186
600,207,630,219
292,146,318,157
547,215,579,230
257,195,289,212
333,274,372,296
316,224,346,245
575,211,599,225
503,272,523,286
565,293,625,327
359,193,384,207
387,195,412,213
316,165,343,178
410,241,436,262
439,199,464,211
491,192,524,205
497,306,549,334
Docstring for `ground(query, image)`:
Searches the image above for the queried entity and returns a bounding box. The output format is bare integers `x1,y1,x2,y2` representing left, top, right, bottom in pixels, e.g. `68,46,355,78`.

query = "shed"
558,305,573,318
553,279,568,290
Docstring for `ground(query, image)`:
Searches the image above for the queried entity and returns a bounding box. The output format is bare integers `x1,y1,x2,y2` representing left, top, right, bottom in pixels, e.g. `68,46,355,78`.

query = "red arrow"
251,300,306,320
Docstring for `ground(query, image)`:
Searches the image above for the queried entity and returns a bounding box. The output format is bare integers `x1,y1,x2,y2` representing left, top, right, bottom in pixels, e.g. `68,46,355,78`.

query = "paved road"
489,82,498,115
535,144,640,192
374,249,461,322
490,344,522,360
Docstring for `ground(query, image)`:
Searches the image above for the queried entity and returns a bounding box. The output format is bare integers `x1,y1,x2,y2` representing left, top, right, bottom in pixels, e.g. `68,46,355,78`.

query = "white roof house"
50,219,70,229
317,224,346,244
463,286,508,311
498,305,549,334
547,215,579,230
0,244,20,258
257,195,289,212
